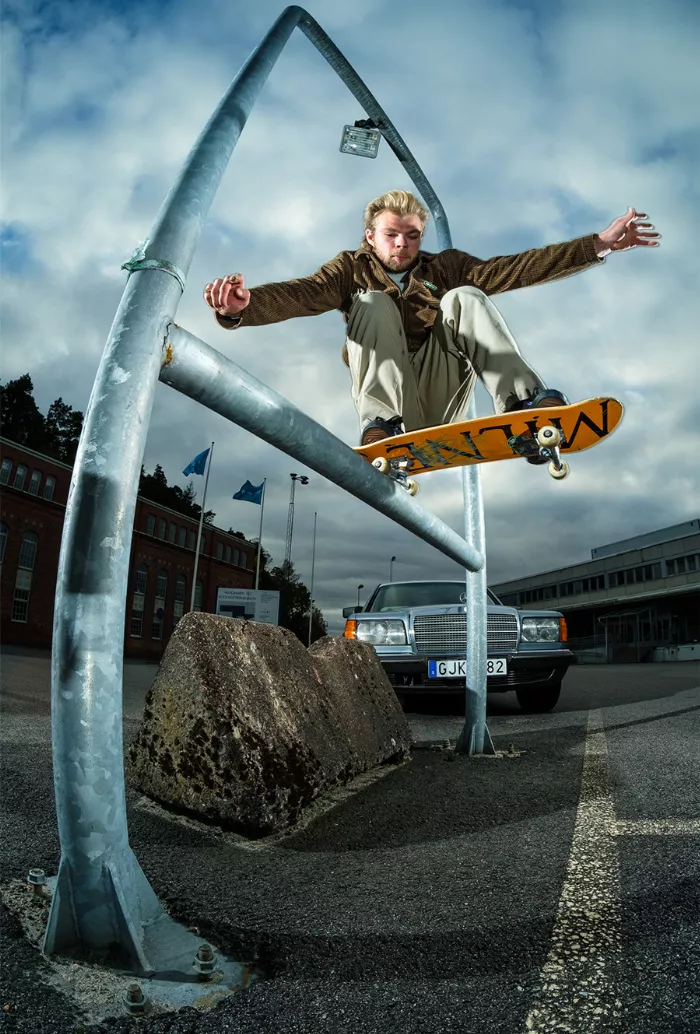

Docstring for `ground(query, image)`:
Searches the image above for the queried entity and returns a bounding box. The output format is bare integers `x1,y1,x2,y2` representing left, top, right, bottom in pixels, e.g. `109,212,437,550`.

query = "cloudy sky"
2,0,699,633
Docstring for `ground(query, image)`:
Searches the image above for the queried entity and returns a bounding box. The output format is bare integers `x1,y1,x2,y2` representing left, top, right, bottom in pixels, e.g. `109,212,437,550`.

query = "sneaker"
505,389,569,464
360,415,405,446
505,388,569,413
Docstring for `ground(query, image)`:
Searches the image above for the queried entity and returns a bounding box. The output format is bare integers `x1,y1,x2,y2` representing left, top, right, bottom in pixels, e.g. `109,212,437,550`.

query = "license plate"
428,658,508,678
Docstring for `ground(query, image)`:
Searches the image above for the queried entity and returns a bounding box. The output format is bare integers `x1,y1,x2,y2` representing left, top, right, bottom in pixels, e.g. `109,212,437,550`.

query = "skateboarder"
204,191,659,448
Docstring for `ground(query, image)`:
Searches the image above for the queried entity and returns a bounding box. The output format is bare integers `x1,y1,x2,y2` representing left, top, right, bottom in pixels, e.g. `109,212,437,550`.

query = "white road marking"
614,818,700,835
525,709,623,1032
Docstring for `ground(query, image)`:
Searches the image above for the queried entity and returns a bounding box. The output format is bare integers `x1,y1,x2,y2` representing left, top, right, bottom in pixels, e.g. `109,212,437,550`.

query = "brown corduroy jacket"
215,235,602,364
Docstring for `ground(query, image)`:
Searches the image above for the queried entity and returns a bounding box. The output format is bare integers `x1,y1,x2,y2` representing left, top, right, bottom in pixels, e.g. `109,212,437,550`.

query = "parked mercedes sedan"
342,580,573,712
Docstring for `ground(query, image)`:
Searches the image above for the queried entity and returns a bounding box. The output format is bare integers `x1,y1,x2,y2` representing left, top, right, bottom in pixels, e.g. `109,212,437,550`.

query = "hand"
594,208,660,256
203,273,250,316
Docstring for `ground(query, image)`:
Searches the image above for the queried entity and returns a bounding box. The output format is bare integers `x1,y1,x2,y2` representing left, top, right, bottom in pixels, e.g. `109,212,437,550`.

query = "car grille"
412,613,518,655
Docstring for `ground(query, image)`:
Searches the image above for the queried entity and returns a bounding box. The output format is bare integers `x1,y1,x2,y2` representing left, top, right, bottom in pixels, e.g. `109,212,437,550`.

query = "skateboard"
355,396,623,495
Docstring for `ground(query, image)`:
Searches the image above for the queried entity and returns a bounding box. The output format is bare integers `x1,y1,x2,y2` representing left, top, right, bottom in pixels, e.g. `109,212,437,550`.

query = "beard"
382,253,414,270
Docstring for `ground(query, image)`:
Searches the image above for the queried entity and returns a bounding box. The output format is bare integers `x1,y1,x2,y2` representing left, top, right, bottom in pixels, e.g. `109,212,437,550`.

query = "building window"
224,544,232,563
28,470,42,496
233,548,239,566
18,533,38,570
0,523,7,565
187,531,196,550
581,575,605,593
216,541,224,560
173,573,187,626
0,459,12,485
13,464,27,491
131,563,148,637
43,476,55,501
146,514,156,536
131,593,145,637
134,564,148,595
178,527,186,547
687,554,698,572
152,570,168,640
168,523,176,544
12,531,38,622
193,580,203,612
240,551,247,569
157,518,166,540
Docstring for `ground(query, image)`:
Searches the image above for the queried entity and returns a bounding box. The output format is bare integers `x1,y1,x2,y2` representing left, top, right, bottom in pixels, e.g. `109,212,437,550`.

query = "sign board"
215,588,280,626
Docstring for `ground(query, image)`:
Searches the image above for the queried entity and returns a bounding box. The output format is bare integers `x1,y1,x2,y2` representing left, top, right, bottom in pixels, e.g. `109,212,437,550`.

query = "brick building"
0,437,255,660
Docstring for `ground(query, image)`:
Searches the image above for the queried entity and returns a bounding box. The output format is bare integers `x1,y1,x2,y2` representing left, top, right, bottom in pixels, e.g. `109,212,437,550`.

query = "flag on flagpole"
182,448,210,476
233,480,264,505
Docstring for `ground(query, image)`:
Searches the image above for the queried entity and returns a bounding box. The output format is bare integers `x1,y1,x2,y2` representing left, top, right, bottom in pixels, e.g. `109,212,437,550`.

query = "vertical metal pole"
45,6,310,968
189,443,214,612
389,555,396,582
255,479,267,590
285,475,297,568
456,459,494,755
307,511,317,646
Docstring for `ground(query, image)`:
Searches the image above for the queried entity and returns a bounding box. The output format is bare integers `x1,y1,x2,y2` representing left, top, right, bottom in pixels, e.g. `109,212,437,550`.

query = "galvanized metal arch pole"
44,4,490,970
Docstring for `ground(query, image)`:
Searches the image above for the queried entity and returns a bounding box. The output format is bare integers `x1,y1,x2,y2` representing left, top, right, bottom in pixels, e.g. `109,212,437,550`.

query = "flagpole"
255,479,267,591
190,441,214,612
307,511,317,647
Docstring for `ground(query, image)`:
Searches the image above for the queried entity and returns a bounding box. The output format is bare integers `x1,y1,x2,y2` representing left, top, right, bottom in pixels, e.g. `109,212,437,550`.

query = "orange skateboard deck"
355,396,623,491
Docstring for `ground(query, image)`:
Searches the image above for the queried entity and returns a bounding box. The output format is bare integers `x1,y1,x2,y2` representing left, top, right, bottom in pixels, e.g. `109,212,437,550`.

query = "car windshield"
365,582,500,612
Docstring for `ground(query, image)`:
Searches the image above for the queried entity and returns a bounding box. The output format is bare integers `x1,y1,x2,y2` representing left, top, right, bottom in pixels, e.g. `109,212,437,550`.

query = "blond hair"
363,190,430,236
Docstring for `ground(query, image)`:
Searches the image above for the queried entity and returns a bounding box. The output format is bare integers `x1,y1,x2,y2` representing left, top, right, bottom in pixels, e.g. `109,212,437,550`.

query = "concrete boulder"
127,613,411,837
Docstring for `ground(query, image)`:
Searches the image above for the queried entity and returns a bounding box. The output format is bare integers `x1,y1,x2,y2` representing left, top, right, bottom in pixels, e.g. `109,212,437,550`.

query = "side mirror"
342,606,357,618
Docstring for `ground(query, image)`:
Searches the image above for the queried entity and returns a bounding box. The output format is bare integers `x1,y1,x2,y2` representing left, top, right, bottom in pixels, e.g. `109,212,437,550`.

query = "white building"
490,520,700,663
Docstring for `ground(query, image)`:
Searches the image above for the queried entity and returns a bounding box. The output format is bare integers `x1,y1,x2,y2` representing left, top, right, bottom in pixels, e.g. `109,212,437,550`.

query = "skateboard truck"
508,425,570,480
371,455,420,496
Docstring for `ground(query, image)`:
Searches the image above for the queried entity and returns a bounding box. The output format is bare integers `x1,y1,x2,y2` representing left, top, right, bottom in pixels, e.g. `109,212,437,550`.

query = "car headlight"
355,619,407,645
521,617,561,643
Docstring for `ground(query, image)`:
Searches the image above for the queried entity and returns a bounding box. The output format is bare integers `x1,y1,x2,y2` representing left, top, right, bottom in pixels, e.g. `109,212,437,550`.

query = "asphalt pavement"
1,650,699,1034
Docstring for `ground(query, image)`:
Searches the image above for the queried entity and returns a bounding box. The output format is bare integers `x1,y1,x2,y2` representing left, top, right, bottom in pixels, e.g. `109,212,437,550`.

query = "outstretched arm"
456,207,660,295
204,253,354,331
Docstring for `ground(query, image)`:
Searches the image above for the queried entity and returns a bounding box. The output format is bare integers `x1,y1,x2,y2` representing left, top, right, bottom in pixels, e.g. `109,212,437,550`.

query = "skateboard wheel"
405,478,420,496
372,456,390,474
537,425,562,448
548,460,570,480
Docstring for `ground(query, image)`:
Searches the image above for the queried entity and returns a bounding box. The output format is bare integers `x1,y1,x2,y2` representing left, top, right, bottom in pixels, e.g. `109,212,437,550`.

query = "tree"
0,375,85,463
0,375,47,450
45,397,83,464
138,466,217,524
259,557,327,644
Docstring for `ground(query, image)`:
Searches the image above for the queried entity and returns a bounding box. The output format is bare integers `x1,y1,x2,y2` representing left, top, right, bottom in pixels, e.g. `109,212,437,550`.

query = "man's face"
365,211,423,272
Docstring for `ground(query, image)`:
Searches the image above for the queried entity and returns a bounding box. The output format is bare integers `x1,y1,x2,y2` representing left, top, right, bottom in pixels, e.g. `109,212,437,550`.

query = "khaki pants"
345,287,546,432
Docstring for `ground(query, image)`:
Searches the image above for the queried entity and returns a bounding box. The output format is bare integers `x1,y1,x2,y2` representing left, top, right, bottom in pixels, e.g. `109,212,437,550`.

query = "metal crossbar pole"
162,326,484,572
44,4,491,972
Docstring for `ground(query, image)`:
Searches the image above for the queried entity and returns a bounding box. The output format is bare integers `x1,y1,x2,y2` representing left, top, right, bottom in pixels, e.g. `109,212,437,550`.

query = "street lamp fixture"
339,119,381,159
389,556,396,582
357,583,364,609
